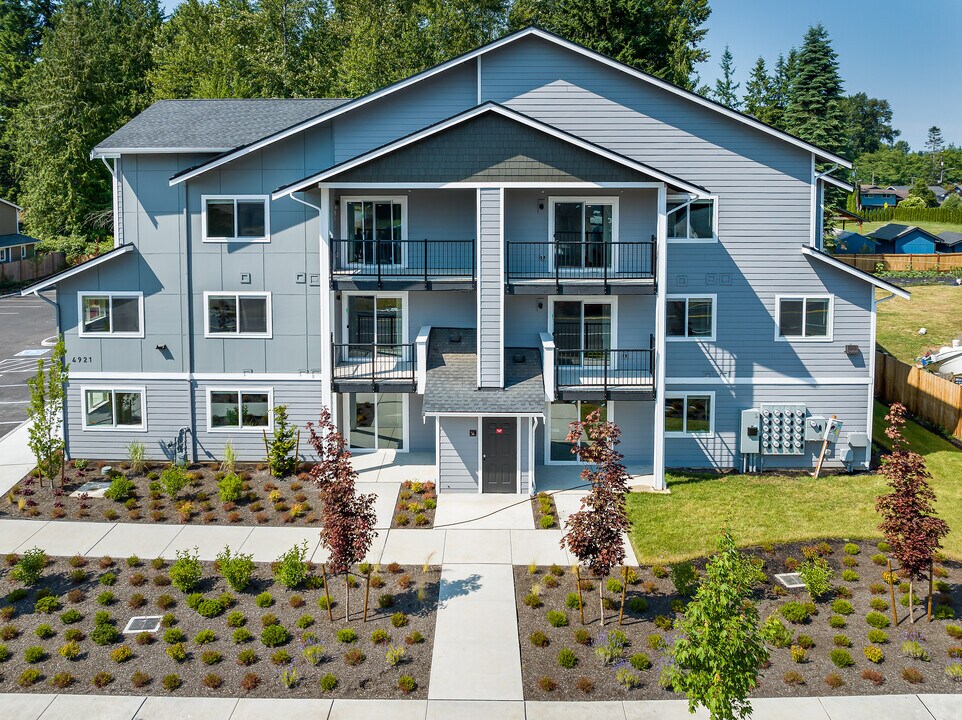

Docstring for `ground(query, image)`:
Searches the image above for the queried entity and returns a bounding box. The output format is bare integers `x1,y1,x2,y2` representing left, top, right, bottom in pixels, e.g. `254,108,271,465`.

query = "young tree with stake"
876,403,948,623
27,337,67,488
559,408,630,626
308,407,377,621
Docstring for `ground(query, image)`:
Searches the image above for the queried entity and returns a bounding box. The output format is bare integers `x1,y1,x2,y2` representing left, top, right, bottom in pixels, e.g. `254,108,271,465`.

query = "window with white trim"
78,292,143,337
664,393,713,436
83,388,145,430
777,296,832,339
548,400,609,462
203,196,269,242
0,248,7,262
208,389,272,431
667,197,716,241
205,292,271,337
666,296,715,340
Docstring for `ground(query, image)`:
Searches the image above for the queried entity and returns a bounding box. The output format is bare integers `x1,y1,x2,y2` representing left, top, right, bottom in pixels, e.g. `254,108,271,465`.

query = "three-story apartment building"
24,28,907,493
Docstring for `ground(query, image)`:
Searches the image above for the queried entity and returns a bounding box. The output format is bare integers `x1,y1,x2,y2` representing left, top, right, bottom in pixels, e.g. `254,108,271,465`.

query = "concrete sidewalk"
0,420,34,496
3,693,960,720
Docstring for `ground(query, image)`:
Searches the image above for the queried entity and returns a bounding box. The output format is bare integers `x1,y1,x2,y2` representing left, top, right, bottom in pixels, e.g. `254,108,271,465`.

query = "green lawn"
627,402,962,564
855,219,962,238
875,285,962,364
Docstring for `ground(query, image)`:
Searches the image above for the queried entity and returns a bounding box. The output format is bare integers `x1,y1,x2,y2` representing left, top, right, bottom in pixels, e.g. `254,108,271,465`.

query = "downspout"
812,163,839,250
183,181,197,462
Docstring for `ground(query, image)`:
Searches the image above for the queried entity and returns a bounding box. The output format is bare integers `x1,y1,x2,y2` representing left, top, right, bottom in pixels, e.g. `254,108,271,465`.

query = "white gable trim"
0,198,21,211
822,174,854,192
20,244,134,295
271,103,708,200
170,27,850,187
801,246,910,299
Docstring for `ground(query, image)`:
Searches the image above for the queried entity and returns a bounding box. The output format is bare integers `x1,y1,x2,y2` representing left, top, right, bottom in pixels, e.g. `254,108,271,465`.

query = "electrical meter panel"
759,404,807,455
740,409,760,454
805,416,828,442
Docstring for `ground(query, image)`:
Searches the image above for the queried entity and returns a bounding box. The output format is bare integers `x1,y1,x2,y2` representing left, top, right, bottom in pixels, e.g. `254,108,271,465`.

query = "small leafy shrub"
546,610,568,628
616,666,640,689
576,676,594,693
273,542,309,589
529,630,549,647
255,592,273,608
58,640,81,659
217,472,243,503
798,557,834,600
789,644,807,663
626,596,648,613
654,614,672,630
216,547,255,592
166,642,188,662
271,649,291,665
843,543,859,555
935,605,956,620
24,646,46,663
902,640,929,661
236,649,258,665
34,596,60,614
523,593,542,609
947,625,962,640
871,553,887,566
669,561,698,597
829,649,854,668
111,645,133,663
780,601,810,624
824,672,844,688
841,569,859,582
564,592,580,609
397,675,416,693
344,648,365,666
783,671,804,686
868,629,889,644
336,628,357,643
646,633,666,651
629,652,651,670
831,599,853,616
168,548,202,593
386,645,405,667
163,628,184,644
834,585,853,599
202,673,223,689
902,667,924,684
538,676,557,691
12,548,46,586
606,578,623,594
833,634,850,647
194,629,216,645
651,564,668,578
240,672,261,692
201,650,222,665
161,673,181,691
303,644,325,666
828,615,846,629
869,598,888,611
160,466,189,498
34,623,54,639
131,671,150,688
91,623,119,646
945,664,962,682
795,634,814,649
296,614,314,629
866,611,890,629
558,647,577,669
864,645,884,663
762,615,793,648
50,672,75,689
319,673,337,692
18,669,41,687
261,625,290,647
404,631,424,645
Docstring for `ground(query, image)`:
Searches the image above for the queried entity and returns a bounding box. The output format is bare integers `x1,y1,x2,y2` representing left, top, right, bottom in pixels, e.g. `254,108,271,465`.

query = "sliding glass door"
348,393,405,451
553,200,614,271
345,295,403,360
346,199,404,267
553,300,612,366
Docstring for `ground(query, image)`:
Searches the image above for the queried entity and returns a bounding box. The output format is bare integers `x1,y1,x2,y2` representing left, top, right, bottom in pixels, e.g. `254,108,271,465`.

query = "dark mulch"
531,492,559,530
0,555,439,698
1,462,337,527
390,481,437,529
515,539,962,701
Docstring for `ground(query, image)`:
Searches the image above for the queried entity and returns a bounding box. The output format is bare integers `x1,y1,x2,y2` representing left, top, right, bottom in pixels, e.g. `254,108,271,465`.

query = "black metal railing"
332,343,416,385
331,238,475,286
554,335,655,391
506,235,656,285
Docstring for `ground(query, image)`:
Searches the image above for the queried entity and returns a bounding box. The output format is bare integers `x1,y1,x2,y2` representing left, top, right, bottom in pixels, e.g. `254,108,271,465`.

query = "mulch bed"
0,554,439,698
390,481,437,529
531,492,559,530
1,462,337,527
515,539,962,701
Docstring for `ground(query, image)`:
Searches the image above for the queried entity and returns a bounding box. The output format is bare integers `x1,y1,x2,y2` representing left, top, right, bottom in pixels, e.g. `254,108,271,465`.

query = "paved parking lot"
0,294,57,439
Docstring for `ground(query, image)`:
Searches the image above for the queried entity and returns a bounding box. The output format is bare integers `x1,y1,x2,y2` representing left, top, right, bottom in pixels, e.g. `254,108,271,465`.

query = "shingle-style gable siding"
333,113,645,184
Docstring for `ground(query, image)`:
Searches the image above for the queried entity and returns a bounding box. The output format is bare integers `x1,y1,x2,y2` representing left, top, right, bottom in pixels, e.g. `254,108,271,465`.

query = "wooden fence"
0,253,65,286
874,351,962,439
837,253,962,274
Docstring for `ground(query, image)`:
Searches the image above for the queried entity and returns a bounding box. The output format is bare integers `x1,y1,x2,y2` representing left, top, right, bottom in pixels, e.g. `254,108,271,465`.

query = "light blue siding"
478,188,502,386
438,416,479,493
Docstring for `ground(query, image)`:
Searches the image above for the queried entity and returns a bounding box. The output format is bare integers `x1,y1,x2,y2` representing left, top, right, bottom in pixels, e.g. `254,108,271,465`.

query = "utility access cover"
774,572,805,589
70,481,111,498
14,349,49,357
123,616,163,634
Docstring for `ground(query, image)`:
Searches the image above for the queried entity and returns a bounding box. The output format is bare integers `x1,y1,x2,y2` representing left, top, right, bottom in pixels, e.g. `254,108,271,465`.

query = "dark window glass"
237,201,265,237
664,398,685,432
111,297,140,333
805,299,829,337
779,299,805,337
115,391,143,426
686,396,711,433
688,299,713,337
82,296,110,333
689,201,714,238
666,300,686,336
208,296,237,333
206,200,235,238
210,392,238,428
238,297,268,334
240,393,270,427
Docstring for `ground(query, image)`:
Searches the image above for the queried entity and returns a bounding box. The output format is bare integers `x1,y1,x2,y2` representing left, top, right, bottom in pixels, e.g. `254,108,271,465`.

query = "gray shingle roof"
0,233,36,249
422,328,545,415
94,98,349,153
939,231,962,247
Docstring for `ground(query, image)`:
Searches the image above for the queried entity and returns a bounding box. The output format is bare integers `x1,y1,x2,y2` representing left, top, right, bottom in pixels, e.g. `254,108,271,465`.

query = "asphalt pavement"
0,293,57,438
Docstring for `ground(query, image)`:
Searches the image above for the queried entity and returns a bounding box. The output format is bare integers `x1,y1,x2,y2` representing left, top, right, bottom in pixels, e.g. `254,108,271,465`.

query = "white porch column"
318,186,334,414
652,184,668,490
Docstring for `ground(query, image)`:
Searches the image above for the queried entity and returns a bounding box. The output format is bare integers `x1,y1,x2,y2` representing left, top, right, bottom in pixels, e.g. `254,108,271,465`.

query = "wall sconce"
538,200,545,211
537,300,543,310
155,344,168,352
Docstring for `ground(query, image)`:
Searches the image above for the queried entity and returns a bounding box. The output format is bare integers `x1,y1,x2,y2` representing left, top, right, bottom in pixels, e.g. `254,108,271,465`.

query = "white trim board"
801,246,910,299
20,244,134,295
665,376,873,386
272,103,708,199
170,27,848,187
80,385,148,432
70,372,323,381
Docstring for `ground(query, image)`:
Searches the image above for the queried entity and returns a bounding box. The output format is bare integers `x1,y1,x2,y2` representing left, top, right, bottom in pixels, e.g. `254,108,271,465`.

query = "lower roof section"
20,243,134,295
422,327,545,415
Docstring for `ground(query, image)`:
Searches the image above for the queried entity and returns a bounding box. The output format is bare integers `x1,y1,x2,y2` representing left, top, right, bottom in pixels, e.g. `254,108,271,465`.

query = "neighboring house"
0,198,38,264
859,185,905,208
866,223,940,254
21,28,904,493
937,231,962,254
834,230,877,255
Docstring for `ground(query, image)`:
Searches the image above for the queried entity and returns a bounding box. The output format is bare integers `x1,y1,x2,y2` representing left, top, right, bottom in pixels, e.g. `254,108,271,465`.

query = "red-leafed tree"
560,408,631,626
308,407,378,620
876,403,948,623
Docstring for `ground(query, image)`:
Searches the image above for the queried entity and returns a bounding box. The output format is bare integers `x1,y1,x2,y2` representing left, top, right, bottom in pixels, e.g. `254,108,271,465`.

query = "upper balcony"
541,333,655,401
506,232,656,295
331,341,417,393
330,238,475,291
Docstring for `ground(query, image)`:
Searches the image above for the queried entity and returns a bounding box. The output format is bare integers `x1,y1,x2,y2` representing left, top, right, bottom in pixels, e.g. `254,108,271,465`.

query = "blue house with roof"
867,224,939,254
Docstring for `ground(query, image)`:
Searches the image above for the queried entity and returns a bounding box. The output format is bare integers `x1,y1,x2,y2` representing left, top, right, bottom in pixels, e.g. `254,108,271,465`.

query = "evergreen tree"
908,177,938,208
767,50,795,131
840,93,898,157
508,0,711,90
712,45,739,109
784,24,844,154
10,0,160,250
926,126,945,184
743,56,775,124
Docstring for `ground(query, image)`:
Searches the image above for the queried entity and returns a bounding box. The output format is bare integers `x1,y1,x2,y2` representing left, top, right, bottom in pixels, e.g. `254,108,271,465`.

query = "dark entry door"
482,418,517,493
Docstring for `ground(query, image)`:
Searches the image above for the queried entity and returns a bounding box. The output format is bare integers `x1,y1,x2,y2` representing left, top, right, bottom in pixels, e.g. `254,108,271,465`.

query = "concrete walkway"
0,420,34,496
3,693,960,720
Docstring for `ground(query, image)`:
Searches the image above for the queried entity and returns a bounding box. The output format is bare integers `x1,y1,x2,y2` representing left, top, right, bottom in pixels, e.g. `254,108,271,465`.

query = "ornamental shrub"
864,646,884,663
868,629,889,644
319,674,337,692
829,648,854,668
12,548,46,586
779,601,810,624
217,473,243,503
669,561,698,597
168,548,202,593
829,615,847,629
831,599,854,616
798,557,834,600
546,610,568,628
629,653,651,670
866,611,890,629
762,615,793,648
216,546,255,592
557,647,577,668
261,625,290,647
273,542,309,590
104,476,136,501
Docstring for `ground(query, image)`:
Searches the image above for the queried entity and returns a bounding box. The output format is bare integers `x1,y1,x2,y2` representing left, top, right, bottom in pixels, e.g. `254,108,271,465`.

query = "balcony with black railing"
330,238,475,290
331,342,416,392
546,334,656,400
506,232,656,294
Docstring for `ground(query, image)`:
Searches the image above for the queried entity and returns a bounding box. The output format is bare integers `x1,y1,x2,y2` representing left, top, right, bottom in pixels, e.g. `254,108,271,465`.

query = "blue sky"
156,0,959,149
699,0,961,149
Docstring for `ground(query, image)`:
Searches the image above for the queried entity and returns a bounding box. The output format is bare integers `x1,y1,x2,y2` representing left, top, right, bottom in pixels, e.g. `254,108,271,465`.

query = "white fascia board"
91,147,233,160
822,174,855,192
171,27,849,187
0,198,21,210
20,244,134,295
801,245,910,299
272,103,708,200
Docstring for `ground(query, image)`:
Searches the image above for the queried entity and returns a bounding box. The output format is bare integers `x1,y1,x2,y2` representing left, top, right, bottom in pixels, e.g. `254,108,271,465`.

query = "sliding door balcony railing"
553,335,656,398
332,342,416,389
330,238,475,289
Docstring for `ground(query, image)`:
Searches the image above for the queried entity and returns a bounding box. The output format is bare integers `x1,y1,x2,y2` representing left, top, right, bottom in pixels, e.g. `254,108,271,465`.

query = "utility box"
759,404,807,455
847,431,869,449
826,418,843,444
805,415,828,442
740,409,760,454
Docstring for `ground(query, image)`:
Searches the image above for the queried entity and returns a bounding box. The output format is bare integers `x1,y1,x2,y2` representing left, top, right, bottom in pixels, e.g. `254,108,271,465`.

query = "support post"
363,566,372,623
618,566,627,626
927,559,934,623
887,558,898,627
574,566,585,625
320,563,334,622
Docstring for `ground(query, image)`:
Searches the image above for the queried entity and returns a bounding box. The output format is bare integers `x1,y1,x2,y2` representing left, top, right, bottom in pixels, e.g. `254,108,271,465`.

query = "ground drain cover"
123,616,163,634
70,481,111,497
774,572,805,589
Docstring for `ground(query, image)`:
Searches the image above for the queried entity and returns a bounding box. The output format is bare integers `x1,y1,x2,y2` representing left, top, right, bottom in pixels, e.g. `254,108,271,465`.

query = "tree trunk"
908,580,915,624
927,560,934,623
598,580,605,627
345,572,351,622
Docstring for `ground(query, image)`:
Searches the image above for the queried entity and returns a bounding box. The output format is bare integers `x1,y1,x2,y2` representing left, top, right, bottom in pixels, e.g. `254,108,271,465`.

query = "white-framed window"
204,292,272,338
666,295,716,341
0,248,7,262
206,388,273,432
775,295,833,341
339,196,408,267
202,195,270,243
548,196,619,270
82,387,146,431
546,400,612,463
78,292,144,337
664,392,714,437
667,195,717,242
